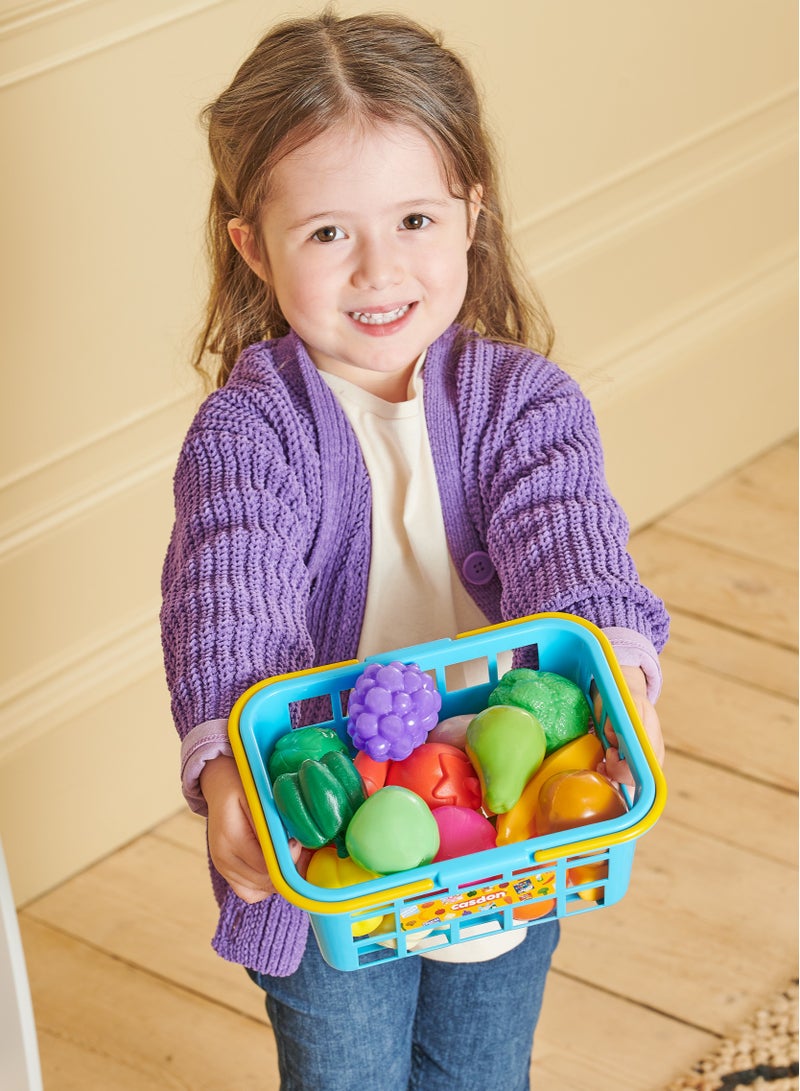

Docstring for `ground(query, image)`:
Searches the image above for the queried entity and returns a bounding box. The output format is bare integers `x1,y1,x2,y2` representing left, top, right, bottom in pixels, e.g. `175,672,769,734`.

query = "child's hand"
200,754,311,903
599,665,665,787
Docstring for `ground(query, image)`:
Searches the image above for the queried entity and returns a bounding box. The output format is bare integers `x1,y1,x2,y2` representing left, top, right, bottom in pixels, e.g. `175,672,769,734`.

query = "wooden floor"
17,438,798,1091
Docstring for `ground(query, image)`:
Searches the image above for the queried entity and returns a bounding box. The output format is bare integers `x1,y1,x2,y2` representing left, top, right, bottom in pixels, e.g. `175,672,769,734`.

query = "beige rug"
666,981,798,1091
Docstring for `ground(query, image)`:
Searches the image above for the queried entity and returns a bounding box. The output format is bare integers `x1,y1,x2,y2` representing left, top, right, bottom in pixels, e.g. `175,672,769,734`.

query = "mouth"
349,303,413,326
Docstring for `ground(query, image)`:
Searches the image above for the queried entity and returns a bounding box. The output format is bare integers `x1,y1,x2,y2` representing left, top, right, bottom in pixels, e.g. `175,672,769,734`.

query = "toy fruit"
346,661,442,761
267,725,347,781
488,669,591,754
431,806,497,862
466,705,547,813
386,742,481,810
272,750,365,855
535,769,627,835
345,786,440,874
306,846,384,936
495,732,605,845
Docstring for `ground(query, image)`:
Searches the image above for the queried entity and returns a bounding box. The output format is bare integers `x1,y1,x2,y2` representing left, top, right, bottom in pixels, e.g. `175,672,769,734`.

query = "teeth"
351,304,411,325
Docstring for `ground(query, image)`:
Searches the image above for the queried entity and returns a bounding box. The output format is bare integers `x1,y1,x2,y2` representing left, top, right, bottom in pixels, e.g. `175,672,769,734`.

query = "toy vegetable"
495,732,605,845
353,749,389,796
306,846,384,936
488,668,591,754
386,742,481,810
272,750,365,855
267,725,347,781
427,713,474,750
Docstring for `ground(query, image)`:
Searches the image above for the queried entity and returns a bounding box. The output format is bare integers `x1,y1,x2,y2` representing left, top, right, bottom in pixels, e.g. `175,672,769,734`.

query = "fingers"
288,839,314,878
202,758,278,903
597,747,635,788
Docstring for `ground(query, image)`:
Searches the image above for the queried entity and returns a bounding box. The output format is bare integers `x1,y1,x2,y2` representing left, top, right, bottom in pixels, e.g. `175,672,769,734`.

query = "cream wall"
1,0,796,903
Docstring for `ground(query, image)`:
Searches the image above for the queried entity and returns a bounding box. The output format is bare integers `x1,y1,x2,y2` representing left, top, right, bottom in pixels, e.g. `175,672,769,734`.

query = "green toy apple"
466,705,547,813
345,787,440,875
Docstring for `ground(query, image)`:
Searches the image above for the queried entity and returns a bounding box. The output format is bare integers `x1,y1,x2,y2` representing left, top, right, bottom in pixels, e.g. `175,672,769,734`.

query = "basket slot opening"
289,692,334,729
403,888,448,907
458,874,502,891
588,677,603,731
565,895,598,915
443,655,491,693
357,946,396,967
336,689,351,722
588,676,619,755
511,641,539,671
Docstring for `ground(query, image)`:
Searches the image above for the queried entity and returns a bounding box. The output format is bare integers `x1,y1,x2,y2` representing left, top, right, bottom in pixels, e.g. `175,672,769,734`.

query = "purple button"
462,551,495,586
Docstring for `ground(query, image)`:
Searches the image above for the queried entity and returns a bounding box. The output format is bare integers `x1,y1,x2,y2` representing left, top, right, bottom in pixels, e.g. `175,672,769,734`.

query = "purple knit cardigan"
160,325,669,976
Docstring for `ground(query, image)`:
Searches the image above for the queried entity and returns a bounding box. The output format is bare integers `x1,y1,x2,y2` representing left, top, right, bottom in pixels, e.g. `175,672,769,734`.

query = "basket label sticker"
400,873,556,931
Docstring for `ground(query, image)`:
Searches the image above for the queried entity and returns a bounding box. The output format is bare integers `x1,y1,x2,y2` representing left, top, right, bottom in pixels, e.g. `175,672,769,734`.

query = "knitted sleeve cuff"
212,888,310,977
180,719,234,816
602,626,663,703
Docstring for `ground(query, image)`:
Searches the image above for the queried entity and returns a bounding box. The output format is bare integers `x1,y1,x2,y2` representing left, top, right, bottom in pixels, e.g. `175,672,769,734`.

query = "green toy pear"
488,669,590,754
466,705,547,813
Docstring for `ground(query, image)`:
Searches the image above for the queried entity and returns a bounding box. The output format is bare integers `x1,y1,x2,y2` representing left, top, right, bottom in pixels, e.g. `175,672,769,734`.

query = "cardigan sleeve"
160,416,317,740
481,357,669,652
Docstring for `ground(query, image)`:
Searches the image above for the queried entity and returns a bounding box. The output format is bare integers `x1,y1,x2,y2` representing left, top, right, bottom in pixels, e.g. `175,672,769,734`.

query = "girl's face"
229,122,481,401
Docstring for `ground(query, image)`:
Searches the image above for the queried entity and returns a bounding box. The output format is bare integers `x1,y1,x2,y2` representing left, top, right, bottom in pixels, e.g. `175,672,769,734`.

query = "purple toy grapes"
346,661,442,761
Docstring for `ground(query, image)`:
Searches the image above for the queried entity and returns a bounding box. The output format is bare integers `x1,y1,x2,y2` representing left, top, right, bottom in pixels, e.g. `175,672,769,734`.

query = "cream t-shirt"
319,356,525,962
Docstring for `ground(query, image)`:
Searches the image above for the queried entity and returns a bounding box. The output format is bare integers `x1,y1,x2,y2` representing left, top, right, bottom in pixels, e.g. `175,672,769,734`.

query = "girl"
161,10,668,1090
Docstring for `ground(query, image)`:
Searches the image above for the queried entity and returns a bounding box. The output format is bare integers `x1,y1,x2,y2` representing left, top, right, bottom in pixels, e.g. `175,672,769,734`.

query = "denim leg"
409,922,560,1091
250,935,421,1091
250,921,558,1091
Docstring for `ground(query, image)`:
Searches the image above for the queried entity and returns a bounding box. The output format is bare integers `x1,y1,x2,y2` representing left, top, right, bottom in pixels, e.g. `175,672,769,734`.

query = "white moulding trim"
0,0,232,88
0,607,164,761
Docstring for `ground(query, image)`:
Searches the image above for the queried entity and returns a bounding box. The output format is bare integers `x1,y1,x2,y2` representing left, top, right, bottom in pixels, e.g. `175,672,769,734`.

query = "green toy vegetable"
488,668,591,754
272,750,365,856
267,725,347,781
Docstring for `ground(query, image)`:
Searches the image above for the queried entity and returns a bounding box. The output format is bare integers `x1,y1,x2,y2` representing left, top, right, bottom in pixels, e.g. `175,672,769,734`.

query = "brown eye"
401,214,431,231
312,225,344,243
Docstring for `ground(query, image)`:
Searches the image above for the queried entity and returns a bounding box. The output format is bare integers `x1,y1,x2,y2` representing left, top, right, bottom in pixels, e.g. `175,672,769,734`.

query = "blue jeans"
248,922,559,1091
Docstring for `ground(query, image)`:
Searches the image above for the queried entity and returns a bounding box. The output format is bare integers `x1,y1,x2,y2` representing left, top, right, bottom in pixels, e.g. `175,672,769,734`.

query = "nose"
350,236,403,292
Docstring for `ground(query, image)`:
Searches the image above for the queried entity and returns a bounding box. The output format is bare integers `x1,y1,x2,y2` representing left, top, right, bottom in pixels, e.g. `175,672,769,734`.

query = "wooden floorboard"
17,437,798,1091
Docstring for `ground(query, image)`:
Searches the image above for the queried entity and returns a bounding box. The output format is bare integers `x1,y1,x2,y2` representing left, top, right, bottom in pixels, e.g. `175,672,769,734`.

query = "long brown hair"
194,8,554,387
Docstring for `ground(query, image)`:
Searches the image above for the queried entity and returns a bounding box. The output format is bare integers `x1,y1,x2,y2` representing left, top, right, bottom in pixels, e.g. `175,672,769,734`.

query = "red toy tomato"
535,769,627,835
386,742,481,811
354,750,388,796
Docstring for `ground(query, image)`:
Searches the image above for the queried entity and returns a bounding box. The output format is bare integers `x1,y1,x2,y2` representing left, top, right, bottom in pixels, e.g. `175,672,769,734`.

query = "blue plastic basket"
229,613,666,971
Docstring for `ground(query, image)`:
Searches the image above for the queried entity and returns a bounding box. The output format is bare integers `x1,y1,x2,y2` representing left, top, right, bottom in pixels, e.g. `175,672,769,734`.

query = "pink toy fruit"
431,806,497,862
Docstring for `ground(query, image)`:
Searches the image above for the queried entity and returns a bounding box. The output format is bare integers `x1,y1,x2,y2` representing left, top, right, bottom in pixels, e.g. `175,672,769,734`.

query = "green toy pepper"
272,750,365,856
267,725,347,781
